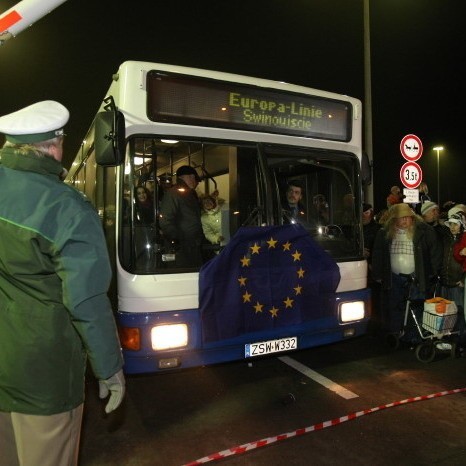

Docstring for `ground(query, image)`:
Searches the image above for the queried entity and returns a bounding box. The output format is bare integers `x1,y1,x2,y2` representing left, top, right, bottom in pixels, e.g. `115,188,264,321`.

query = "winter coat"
159,180,204,240
372,221,442,294
386,193,402,208
453,232,466,272
135,199,155,224
159,180,205,267
0,147,123,415
440,226,464,286
201,204,223,244
363,220,381,264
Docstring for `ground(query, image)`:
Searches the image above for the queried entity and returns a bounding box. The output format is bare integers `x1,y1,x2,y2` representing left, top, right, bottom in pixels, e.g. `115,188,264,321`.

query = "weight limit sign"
400,161,422,189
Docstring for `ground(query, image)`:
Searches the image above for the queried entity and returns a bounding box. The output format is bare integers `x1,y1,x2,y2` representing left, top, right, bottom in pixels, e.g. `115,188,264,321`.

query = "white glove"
98,369,125,413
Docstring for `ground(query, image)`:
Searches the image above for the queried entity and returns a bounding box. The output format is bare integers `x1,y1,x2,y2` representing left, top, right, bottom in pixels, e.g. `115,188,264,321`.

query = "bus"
66,60,371,374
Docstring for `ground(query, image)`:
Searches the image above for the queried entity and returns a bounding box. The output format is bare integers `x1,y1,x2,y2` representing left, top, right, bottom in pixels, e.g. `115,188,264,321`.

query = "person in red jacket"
386,185,403,208
452,212,466,271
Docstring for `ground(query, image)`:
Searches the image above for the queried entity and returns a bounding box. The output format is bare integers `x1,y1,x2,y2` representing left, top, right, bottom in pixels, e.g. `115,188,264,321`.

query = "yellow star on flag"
269,306,279,317
283,297,294,308
282,241,291,251
266,237,278,248
238,276,247,287
243,291,252,303
294,285,302,295
297,267,305,278
240,256,251,267
292,250,302,262
250,243,261,254
253,301,264,313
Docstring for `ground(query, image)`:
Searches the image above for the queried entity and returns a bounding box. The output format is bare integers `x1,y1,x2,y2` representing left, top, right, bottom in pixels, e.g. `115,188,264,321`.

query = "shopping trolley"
386,274,459,363
416,297,459,362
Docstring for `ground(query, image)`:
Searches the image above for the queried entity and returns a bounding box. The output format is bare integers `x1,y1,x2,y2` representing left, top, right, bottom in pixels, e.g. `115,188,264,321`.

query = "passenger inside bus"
159,165,207,268
156,173,173,201
134,186,155,225
200,191,225,250
311,194,330,224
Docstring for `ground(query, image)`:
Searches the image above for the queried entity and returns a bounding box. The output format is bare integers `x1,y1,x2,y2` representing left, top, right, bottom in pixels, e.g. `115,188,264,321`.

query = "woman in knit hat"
372,203,442,335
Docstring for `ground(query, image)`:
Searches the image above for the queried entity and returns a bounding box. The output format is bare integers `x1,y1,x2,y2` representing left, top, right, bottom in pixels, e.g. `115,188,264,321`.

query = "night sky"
1,0,464,211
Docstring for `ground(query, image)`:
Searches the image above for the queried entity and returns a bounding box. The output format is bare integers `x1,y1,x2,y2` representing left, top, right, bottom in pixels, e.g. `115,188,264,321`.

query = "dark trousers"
382,273,425,334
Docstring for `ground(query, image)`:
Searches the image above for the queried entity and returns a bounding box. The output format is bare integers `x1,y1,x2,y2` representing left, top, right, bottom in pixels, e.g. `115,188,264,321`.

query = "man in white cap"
0,101,125,466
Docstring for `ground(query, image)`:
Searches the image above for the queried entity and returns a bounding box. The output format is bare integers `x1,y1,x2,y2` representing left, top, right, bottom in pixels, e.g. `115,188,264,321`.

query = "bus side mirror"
95,110,125,166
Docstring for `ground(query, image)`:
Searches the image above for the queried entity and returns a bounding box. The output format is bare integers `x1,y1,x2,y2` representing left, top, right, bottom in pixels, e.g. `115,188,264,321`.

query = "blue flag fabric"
199,224,341,343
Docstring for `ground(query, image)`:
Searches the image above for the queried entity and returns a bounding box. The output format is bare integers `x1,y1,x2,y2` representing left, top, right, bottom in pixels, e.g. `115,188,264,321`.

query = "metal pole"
437,150,440,205
363,0,374,205
433,146,443,205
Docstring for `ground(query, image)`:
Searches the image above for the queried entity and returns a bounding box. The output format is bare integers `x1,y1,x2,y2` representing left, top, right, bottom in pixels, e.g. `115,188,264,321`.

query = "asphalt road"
79,333,466,466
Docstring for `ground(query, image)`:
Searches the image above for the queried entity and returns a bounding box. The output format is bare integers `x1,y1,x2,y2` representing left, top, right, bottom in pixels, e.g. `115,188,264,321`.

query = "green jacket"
0,147,123,415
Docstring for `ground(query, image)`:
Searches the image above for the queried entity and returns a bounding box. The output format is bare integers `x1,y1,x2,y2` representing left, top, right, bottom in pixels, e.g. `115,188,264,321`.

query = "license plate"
245,336,297,358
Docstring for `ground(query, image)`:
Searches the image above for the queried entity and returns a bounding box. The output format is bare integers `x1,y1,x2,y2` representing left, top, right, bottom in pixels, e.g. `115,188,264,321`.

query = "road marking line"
278,356,359,399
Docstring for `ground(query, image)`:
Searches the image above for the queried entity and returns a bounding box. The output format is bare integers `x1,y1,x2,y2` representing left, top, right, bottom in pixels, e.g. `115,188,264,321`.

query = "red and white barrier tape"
183,387,466,465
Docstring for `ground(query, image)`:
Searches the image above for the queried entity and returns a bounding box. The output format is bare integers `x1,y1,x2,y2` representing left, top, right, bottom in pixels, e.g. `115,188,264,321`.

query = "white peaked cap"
0,100,69,144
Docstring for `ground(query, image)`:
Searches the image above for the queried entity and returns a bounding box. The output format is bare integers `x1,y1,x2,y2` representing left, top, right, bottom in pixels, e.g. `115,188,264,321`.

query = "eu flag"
199,224,340,342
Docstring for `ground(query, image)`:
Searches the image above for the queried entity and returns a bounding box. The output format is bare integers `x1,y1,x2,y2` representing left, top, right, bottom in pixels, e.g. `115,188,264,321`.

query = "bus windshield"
120,137,362,274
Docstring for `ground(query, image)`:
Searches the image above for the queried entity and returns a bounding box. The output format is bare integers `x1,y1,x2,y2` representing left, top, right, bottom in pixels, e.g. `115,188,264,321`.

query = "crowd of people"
364,182,466,348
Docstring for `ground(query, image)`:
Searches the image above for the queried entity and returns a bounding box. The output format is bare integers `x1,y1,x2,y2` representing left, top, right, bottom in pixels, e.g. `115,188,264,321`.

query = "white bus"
66,61,371,374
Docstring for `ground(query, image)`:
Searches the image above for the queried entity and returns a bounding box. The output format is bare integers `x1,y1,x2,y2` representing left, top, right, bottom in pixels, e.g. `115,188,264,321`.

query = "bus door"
120,138,267,275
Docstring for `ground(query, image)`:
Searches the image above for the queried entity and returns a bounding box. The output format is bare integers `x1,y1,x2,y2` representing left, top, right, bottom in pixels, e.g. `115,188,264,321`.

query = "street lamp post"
363,0,373,205
433,146,444,205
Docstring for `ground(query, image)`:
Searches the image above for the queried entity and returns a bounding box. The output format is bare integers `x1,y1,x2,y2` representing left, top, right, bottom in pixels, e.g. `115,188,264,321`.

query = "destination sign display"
146,71,351,141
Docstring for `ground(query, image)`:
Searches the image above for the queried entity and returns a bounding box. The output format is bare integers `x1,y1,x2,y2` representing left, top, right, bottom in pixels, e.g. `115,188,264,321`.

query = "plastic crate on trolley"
422,297,457,334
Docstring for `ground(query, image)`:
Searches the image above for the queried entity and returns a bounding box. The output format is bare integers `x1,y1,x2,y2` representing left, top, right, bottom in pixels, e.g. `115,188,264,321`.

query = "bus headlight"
151,324,188,350
340,301,365,322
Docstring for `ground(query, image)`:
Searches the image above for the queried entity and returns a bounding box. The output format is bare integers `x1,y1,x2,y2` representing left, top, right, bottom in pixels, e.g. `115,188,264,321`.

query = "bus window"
120,138,261,274
267,147,362,260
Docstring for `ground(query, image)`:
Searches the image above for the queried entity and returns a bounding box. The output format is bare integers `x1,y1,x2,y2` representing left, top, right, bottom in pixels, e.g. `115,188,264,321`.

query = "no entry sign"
400,134,423,161
400,161,422,189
